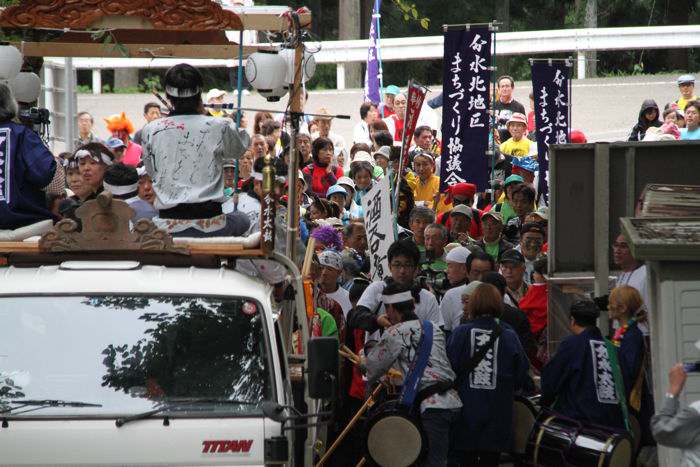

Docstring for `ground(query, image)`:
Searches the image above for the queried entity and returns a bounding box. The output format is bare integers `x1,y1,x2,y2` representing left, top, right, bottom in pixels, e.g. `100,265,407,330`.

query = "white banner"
361,176,395,281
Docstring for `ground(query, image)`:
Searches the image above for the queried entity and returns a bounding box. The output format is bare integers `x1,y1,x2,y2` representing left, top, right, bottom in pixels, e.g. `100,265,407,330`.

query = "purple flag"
531,62,571,204
363,0,382,104
440,26,492,192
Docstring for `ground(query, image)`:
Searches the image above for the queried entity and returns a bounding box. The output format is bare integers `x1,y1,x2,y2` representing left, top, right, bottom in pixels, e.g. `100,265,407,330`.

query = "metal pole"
490,23,497,184
286,42,304,263
64,57,75,152
233,30,244,193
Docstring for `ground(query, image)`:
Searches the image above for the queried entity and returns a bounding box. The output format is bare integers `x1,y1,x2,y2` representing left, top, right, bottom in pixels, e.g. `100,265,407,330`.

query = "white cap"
337,176,355,190
446,246,471,264
351,151,376,167
206,88,227,102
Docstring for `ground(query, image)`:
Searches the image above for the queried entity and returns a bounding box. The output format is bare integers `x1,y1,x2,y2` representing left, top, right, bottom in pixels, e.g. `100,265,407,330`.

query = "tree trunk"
338,0,362,89
584,0,597,78
664,0,690,71
495,0,510,77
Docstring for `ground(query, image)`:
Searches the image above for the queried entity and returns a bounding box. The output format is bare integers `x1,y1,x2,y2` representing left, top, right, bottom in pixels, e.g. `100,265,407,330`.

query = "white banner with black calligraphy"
361,176,395,281
531,62,571,205
439,26,492,192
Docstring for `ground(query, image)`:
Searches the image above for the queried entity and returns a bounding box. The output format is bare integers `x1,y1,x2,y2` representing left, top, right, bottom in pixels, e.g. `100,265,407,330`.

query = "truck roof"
0,263,273,302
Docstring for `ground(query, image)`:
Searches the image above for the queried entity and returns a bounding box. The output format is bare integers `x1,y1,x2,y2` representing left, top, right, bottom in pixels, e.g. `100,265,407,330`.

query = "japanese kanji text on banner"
439,26,492,192
361,176,395,281
531,61,571,204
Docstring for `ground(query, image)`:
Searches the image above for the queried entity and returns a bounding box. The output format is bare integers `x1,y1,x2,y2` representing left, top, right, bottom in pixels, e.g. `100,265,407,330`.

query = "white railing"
45,25,700,92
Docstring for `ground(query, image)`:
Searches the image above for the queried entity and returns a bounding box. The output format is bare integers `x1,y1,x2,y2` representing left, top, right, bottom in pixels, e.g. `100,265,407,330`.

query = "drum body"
526,412,632,467
512,396,539,454
364,400,426,467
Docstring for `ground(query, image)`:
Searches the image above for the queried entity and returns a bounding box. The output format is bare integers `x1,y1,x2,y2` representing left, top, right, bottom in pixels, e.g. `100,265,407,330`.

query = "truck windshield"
0,295,272,418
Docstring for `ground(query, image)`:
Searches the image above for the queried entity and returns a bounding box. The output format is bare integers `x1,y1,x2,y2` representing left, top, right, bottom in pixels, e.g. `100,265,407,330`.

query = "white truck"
0,192,336,466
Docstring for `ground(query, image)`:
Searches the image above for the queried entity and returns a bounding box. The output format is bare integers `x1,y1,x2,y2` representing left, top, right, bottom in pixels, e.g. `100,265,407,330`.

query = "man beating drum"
363,282,462,467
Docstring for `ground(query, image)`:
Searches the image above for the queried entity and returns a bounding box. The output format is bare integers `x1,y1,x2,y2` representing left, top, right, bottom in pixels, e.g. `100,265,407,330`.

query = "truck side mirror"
307,337,338,400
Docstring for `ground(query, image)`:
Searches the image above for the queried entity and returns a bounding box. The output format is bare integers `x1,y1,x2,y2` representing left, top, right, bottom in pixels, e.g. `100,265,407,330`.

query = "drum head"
367,414,423,467
512,398,537,454
608,438,632,467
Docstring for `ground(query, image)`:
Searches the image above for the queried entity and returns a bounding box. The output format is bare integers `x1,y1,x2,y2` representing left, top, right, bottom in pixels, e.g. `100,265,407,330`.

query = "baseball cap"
373,146,391,161
105,137,126,150
500,249,525,264
318,249,343,271
337,176,355,191
507,112,528,126
482,210,503,223
677,74,695,85
532,206,548,221
385,85,401,96
504,174,524,187
446,246,471,264
450,204,473,219
351,151,376,167
206,88,227,101
326,184,348,198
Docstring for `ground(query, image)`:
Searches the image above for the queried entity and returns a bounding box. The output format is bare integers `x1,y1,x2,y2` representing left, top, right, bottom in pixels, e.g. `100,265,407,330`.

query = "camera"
18,107,50,126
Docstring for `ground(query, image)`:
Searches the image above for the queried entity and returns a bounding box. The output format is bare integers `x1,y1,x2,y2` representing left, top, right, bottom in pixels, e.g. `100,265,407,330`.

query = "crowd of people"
1,62,699,467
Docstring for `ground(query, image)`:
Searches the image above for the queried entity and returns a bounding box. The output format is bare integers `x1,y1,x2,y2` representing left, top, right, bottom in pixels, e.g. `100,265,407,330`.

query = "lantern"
278,47,317,85
245,50,287,94
0,44,22,82
10,72,41,103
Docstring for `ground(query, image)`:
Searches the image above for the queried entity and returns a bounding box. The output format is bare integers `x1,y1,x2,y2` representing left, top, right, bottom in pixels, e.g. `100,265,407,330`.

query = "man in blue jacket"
0,84,56,230
541,300,625,429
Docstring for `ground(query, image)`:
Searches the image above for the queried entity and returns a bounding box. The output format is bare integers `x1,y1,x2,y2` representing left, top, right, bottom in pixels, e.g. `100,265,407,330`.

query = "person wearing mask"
133,102,163,145
104,112,141,167
0,83,57,230
680,101,700,140
302,137,343,198
75,111,102,148
447,283,529,467
352,102,378,146
499,249,528,306
541,300,625,430
141,63,250,238
377,84,400,118
383,92,406,143
476,211,514,262
364,281,462,467
676,74,698,111
608,285,655,450
628,99,663,142
348,239,443,333
651,363,700,465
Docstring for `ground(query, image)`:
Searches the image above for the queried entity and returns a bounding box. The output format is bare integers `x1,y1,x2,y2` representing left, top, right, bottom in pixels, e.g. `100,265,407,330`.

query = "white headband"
75,149,113,166
165,85,201,98
381,291,414,304
103,182,139,196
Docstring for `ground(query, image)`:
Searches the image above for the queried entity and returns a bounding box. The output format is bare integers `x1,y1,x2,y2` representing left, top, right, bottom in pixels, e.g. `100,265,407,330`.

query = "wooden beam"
14,42,262,59
239,11,312,32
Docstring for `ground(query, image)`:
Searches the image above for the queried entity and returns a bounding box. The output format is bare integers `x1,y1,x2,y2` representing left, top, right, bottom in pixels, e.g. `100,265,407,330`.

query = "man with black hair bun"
141,63,250,238
347,238,443,333
541,300,625,429
103,163,157,222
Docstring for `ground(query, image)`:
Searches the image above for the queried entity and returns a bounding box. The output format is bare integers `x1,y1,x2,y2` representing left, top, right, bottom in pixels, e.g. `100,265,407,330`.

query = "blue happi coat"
0,122,56,229
446,317,529,452
617,321,655,445
541,327,624,429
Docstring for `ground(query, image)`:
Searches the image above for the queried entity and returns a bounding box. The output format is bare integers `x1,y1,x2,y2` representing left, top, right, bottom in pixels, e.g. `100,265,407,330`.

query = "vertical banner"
362,176,395,281
440,26,492,192
531,61,571,205
363,0,382,104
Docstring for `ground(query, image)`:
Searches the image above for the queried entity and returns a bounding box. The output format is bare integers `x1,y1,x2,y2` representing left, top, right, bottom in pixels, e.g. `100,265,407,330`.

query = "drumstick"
315,383,385,467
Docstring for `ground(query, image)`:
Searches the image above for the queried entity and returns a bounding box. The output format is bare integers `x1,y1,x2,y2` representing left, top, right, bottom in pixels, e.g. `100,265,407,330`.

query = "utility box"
621,215,700,467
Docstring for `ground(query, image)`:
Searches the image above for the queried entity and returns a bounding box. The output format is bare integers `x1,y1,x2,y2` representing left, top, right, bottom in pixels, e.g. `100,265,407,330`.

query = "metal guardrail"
45,25,700,92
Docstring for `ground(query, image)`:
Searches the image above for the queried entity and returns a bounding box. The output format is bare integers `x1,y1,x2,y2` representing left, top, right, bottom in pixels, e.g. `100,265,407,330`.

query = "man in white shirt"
440,280,482,333
613,233,650,310
317,249,352,318
311,107,348,161
352,102,378,147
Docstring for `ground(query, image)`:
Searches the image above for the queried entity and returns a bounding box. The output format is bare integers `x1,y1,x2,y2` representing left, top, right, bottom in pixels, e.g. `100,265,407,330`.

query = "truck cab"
0,192,333,466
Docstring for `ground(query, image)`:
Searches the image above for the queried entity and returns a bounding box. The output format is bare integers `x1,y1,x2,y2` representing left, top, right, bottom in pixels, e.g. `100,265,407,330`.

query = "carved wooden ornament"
39,192,184,253
1,0,243,31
